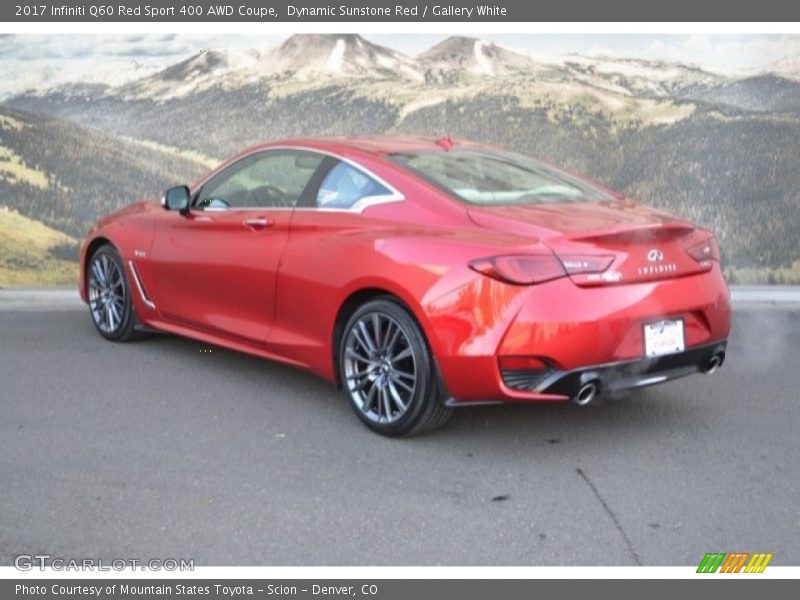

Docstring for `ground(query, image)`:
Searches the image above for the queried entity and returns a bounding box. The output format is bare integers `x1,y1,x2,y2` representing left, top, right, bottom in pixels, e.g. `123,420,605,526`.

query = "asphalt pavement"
1,302,798,566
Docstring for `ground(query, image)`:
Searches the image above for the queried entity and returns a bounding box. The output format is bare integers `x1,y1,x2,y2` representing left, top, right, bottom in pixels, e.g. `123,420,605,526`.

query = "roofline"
231,136,495,158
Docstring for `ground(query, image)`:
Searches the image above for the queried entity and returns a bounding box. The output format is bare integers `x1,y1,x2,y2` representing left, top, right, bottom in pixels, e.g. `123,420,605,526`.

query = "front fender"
78,203,157,303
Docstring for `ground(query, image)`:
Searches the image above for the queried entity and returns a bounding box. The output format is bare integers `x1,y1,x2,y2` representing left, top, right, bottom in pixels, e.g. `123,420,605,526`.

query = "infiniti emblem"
647,249,664,262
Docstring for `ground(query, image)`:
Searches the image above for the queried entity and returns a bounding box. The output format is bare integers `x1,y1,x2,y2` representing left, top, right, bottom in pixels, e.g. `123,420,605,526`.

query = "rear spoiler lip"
565,221,696,243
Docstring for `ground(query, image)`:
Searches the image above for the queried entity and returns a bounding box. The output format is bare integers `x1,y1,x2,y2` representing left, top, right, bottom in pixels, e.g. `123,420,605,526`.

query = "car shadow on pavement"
124,323,712,449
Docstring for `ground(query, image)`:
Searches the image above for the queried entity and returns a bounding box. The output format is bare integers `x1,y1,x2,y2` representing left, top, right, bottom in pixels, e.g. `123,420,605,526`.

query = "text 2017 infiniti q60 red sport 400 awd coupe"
80,136,731,435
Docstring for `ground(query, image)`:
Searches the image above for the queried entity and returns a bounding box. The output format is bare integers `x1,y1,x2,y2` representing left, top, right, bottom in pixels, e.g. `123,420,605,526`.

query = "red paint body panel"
79,136,731,404
147,207,292,344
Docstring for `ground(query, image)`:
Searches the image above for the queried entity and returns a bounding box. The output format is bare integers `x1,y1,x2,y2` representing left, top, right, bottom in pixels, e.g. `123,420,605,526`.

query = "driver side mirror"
163,185,191,215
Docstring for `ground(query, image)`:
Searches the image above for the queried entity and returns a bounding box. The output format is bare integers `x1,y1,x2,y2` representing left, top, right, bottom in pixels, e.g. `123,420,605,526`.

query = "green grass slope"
0,207,77,286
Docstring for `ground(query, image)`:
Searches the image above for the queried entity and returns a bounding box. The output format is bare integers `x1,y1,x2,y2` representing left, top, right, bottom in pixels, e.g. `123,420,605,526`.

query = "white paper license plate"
643,319,685,357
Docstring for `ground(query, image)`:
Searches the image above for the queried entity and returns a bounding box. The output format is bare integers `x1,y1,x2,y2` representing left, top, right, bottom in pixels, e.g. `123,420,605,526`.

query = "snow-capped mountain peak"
261,34,423,81
419,36,538,77
117,48,260,100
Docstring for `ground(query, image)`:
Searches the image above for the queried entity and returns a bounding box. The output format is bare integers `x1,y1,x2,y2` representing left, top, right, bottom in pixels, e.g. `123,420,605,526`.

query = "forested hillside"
3,34,799,283
0,107,207,239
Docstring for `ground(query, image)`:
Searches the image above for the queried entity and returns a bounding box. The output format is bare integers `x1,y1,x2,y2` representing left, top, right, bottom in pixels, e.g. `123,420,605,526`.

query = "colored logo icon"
697,552,773,573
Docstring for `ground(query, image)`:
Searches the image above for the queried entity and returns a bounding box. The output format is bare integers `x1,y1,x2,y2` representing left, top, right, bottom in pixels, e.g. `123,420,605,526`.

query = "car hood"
94,200,157,229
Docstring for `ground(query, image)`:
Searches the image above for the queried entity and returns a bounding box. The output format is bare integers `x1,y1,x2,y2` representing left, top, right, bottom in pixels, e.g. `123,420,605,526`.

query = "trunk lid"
467,201,709,286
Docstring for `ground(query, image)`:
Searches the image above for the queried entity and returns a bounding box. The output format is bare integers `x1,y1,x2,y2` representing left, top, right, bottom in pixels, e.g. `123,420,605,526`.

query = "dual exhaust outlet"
572,380,600,406
702,353,724,375
570,351,725,406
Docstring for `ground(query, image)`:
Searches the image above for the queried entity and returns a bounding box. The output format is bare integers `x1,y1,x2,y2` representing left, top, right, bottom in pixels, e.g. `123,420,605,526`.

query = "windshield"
389,149,613,205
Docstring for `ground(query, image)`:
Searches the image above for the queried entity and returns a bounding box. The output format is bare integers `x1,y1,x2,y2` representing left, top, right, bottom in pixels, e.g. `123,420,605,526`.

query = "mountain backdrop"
2,34,799,285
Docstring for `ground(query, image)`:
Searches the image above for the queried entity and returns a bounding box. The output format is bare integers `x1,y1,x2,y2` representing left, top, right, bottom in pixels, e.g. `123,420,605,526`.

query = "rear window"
389,149,612,205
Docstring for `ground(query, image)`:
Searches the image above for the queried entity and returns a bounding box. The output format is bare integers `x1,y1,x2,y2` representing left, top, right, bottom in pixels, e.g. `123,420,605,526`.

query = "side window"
316,161,394,209
196,151,324,209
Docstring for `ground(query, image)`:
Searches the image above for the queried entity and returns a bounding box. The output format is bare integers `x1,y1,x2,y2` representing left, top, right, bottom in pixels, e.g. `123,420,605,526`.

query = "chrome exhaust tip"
573,381,599,406
703,353,724,375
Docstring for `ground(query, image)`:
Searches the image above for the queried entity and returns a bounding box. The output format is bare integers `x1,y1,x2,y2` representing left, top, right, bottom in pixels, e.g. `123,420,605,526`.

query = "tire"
86,244,142,342
338,297,452,436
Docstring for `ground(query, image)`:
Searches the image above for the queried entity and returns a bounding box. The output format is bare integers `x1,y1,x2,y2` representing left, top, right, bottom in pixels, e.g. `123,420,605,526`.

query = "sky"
1,33,798,97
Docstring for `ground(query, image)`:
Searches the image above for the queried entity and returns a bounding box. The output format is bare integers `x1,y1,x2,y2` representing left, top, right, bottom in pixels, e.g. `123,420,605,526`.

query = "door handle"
243,217,275,229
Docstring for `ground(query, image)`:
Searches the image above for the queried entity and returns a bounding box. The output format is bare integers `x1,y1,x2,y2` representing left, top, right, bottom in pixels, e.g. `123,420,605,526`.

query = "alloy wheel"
88,253,126,334
343,312,418,424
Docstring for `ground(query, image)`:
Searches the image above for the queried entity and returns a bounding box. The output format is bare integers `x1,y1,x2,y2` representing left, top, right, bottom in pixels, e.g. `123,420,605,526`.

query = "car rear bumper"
529,340,726,396
428,266,731,404
443,341,727,406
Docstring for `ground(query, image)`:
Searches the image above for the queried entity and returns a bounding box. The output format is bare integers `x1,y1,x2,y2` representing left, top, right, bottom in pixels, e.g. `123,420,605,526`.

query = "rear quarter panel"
270,200,543,383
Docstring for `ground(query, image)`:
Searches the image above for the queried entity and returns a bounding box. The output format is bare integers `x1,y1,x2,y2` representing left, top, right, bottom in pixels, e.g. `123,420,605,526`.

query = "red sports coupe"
80,136,731,435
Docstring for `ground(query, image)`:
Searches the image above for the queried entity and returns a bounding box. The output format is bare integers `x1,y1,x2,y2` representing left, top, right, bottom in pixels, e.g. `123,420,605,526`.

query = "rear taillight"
558,254,615,275
685,235,720,263
468,254,565,285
